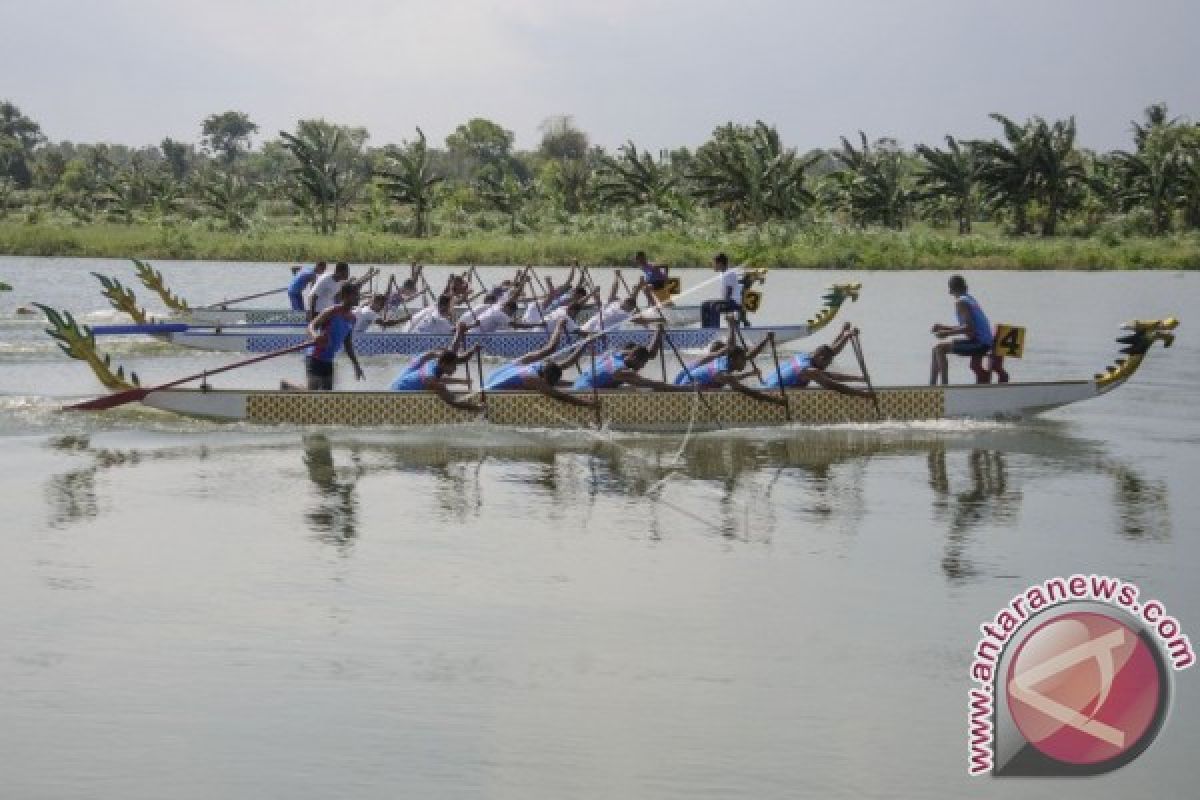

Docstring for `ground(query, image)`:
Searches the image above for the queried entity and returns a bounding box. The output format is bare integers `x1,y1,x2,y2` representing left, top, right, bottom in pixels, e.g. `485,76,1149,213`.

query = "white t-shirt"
404,306,454,334
522,300,546,325
543,306,579,333
717,268,742,303
461,304,511,334
310,272,342,313
582,301,631,333
353,305,379,334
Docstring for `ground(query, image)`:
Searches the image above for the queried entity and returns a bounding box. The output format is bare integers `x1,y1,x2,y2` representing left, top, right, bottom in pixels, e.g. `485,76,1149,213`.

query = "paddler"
353,293,407,333
672,321,786,406
288,261,325,311
930,274,994,385
566,325,687,391
404,293,457,334
483,320,595,407
283,283,365,391
634,250,670,291
389,325,483,411
762,322,873,398
308,262,378,320
579,272,652,333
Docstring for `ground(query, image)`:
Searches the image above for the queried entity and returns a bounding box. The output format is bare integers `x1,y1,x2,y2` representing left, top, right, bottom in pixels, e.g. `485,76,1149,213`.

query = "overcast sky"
3,0,1197,153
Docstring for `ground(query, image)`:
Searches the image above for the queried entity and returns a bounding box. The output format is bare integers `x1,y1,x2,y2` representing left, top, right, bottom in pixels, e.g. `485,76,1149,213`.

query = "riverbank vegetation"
1,101,1198,268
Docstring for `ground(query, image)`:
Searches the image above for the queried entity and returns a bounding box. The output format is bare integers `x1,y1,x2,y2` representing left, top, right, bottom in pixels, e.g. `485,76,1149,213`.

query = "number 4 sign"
994,324,1026,358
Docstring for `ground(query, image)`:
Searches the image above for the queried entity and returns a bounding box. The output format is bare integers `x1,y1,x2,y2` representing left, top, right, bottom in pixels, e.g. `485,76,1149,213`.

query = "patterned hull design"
167,325,814,357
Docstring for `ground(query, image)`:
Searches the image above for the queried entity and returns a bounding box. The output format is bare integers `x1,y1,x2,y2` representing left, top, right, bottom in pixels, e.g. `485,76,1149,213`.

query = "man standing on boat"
285,283,365,391
762,323,873,398
288,261,324,311
930,274,994,385
308,262,377,321
389,326,483,411
484,320,595,407
700,253,742,328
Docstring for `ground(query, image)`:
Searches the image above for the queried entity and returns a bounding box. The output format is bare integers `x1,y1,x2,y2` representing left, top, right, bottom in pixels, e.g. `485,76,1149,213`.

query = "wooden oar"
475,347,488,420
850,332,883,419
588,341,602,428
661,328,720,424
767,333,791,421
199,286,288,310
66,340,315,411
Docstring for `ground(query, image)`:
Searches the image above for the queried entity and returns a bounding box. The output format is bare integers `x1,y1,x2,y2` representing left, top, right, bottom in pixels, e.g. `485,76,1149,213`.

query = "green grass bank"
2,222,1198,269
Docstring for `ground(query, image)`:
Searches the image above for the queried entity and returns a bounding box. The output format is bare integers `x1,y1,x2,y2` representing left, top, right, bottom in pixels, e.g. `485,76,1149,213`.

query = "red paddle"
66,340,315,411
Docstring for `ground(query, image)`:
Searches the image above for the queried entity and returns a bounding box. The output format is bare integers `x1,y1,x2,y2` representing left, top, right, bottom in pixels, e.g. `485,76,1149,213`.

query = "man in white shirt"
580,273,649,333
353,294,407,333
404,294,457,335
308,262,377,320
701,252,742,328
460,299,519,333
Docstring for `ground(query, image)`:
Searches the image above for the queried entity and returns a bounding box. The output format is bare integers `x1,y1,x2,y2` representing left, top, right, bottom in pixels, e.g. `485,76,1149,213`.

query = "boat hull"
138,380,1101,432
161,325,814,358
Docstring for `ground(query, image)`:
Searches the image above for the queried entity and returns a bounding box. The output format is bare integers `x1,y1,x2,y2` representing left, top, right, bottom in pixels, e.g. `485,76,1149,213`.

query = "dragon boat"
112,258,708,327
38,308,1179,432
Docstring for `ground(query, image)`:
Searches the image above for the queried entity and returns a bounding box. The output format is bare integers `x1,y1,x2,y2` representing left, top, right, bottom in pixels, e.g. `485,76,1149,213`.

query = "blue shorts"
951,339,990,356
288,291,305,311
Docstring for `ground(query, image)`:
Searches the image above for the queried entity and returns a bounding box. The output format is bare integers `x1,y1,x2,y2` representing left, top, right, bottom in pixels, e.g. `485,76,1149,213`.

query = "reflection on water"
302,434,361,549
39,425,1172,579
928,448,1021,582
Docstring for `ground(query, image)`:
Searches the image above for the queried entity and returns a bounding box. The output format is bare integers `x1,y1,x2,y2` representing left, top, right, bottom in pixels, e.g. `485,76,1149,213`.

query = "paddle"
475,346,488,420
661,328,720,423
89,321,306,336
850,331,883,419
767,332,791,422
66,339,315,411
199,286,288,310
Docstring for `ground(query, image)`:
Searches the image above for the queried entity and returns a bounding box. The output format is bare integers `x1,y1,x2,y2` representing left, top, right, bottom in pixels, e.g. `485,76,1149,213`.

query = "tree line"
2,101,1198,239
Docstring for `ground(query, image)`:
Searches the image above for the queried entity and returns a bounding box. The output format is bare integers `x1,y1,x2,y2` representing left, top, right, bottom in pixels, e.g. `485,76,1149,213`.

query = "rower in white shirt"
307,262,378,320
353,294,406,333
404,294,457,335
580,272,651,333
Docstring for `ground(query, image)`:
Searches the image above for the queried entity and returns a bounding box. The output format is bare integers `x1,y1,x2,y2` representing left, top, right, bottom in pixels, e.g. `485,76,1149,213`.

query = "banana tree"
915,136,979,234
1033,117,1087,236
835,132,915,229
476,166,534,234
375,128,443,238
594,141,681,216
201,171,259,232
973,114,1039,234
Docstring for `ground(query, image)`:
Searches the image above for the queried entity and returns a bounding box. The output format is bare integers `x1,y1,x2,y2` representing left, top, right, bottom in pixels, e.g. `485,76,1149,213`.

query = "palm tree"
835,132,915,229
375,128,443,238
915,136,980,234
974,114,1039,235
594,141,680,215
1114,104,1186,234
690,121,816,227
1032,117,1088,236
279,120,366,234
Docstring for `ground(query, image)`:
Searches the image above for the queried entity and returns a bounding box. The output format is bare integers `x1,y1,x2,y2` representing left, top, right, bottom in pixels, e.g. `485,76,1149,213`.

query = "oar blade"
65,388,150,412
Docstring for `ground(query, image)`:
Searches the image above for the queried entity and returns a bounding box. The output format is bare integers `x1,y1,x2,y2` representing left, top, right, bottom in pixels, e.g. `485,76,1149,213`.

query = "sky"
3,0,1198,154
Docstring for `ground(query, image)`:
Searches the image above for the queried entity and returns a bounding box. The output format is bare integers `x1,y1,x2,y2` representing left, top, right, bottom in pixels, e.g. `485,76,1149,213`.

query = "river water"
0,257,1196,799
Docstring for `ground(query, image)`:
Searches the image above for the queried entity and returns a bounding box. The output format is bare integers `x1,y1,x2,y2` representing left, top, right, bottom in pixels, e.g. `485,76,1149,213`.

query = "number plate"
666,277,682,295
993,324,1026,358
742,290,763,312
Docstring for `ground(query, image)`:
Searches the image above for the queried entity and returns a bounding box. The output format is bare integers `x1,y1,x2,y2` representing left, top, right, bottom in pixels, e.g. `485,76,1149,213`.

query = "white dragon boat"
38,308,1179,433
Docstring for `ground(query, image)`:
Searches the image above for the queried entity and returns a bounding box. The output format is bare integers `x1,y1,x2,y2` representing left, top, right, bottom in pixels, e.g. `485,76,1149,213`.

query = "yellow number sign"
666,277,682,295
993,324,1026,358
742,290,763,313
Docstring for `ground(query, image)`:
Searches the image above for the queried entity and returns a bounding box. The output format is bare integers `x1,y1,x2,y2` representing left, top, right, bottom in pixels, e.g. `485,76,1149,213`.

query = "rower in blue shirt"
671,320,786,406
762,323,873,398
564,325,684,391
930,275,995,385
389,324,483,411
483,320,594,407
